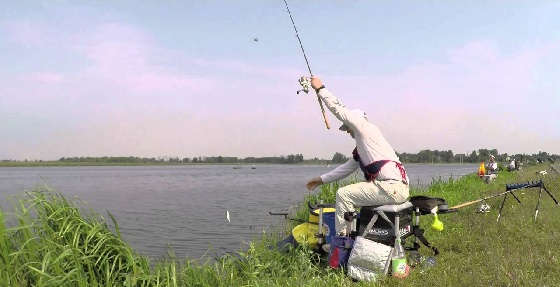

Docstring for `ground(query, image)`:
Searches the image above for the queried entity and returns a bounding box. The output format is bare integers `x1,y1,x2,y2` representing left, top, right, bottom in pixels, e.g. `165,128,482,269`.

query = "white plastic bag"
347,236,392,282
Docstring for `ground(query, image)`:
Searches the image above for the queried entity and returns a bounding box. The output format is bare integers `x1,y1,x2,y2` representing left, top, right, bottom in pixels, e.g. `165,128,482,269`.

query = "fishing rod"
451,189,518,209
282,0,330,129
451,181,545,209
452,180,559,222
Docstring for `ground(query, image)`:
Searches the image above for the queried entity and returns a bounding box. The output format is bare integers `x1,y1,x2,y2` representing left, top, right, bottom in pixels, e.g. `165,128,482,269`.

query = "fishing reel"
297,76,311,94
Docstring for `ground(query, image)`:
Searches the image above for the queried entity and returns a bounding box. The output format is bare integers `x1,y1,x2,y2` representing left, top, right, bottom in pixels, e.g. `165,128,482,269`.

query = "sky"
1,1,559,160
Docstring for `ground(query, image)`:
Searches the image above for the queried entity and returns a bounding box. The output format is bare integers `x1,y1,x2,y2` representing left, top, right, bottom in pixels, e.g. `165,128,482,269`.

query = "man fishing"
304,76,410,236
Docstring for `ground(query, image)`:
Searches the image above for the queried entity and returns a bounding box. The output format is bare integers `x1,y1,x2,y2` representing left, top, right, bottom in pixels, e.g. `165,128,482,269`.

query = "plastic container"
391,254,410,278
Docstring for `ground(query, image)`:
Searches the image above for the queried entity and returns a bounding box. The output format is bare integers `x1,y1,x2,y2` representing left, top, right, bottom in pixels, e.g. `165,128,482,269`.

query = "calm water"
0,163,476,260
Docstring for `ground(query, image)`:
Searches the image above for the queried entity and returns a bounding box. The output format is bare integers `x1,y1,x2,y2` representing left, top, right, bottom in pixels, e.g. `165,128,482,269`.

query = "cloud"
0,20,322,159
323,40,559,154
75,23,215,95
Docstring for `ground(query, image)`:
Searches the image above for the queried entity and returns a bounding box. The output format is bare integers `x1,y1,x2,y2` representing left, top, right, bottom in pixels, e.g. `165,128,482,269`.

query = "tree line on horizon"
54,149,560,164
397,149,560,164
55,154,306,164
3,149,558,165
333,149,560,164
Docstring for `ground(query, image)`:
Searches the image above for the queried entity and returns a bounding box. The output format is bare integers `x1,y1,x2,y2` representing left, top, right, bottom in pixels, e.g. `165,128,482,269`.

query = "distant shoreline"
0,162,322,167
0,161,479,168
3,149,553,168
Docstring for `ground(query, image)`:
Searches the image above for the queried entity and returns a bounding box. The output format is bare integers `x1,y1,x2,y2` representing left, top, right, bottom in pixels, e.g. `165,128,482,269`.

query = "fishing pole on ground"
451,190,520,209
451,180,559,222
281,0,330,129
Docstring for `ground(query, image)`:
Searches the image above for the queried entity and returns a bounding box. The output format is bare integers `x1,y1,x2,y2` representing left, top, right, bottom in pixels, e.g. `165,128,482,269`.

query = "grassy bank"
1,165,559,286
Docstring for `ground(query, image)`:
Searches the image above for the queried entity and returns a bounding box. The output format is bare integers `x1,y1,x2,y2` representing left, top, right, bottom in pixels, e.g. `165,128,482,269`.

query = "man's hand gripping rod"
282,0,330,129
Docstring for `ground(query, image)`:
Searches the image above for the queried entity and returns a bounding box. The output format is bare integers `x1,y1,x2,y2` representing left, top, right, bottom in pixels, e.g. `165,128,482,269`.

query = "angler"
304,77,409,236
282,2,443,280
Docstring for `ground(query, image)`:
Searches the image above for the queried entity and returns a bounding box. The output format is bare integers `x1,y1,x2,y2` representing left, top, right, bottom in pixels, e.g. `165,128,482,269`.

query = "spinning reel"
297,76,311,95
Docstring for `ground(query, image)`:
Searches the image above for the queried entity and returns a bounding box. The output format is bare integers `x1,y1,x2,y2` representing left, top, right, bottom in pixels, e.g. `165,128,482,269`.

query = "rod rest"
506,180,543,191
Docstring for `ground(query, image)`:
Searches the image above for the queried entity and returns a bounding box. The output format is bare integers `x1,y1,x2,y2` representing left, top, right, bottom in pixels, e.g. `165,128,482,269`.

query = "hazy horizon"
2,1,559,160
3,148,552,162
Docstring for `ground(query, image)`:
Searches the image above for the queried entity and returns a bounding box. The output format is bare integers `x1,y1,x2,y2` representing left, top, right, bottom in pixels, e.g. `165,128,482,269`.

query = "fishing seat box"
356,206,413,246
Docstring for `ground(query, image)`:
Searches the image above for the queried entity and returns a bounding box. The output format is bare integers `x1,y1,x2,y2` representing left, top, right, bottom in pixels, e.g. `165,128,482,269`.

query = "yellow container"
292,223,319,248
292,208,336,248
308,208,336,224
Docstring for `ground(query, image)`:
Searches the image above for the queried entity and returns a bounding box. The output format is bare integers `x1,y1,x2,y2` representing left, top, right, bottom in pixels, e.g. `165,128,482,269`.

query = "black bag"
409,196,449,214
357,206,413,246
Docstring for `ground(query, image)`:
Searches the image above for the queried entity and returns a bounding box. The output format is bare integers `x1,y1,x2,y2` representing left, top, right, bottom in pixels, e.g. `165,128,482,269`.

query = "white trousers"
335,180,409,235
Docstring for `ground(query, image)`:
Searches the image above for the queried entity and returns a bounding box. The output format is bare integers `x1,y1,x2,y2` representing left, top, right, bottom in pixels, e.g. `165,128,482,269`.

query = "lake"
0,163,477,260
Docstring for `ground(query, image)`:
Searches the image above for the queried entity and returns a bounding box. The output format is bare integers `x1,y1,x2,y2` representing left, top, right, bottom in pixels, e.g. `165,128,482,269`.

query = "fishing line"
282,0,313,76
281,0,331,129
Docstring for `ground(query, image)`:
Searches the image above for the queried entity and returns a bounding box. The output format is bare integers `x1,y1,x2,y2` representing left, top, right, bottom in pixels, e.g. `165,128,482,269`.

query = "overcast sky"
1,1,559,160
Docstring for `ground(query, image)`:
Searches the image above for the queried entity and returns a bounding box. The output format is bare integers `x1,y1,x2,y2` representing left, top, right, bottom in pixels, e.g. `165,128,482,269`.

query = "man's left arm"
320,159,359,184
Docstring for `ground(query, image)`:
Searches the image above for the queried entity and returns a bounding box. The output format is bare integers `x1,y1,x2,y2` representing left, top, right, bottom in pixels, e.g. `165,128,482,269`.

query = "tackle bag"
347,213,393,281
328,236,354,269
347,236,392,281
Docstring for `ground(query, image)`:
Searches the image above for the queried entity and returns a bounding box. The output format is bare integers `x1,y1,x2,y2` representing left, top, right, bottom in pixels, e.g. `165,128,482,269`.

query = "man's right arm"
317,89,352,122
311,77,364,131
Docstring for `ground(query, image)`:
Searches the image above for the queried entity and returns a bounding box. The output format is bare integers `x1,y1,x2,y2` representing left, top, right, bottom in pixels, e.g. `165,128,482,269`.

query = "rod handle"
451,199,482,209
315,93,330,129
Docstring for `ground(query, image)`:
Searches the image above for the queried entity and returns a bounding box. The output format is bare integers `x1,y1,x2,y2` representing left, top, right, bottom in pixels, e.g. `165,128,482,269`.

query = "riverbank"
1,164,558,286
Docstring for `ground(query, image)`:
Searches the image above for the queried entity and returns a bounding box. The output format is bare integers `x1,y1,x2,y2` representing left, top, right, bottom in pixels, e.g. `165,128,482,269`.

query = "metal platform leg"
497,193,508,222
394,214,405,258
510,191,522,204
317,200,324,245
535,187,543,221
543,186,560,206
414,208,420,249
383,248,394,275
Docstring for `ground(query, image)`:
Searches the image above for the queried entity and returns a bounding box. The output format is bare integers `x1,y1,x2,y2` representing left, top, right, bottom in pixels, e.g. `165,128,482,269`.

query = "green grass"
1,164,559,286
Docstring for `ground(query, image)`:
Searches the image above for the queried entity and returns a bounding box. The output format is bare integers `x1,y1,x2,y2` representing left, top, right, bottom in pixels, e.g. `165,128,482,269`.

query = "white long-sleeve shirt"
318,88,408,184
